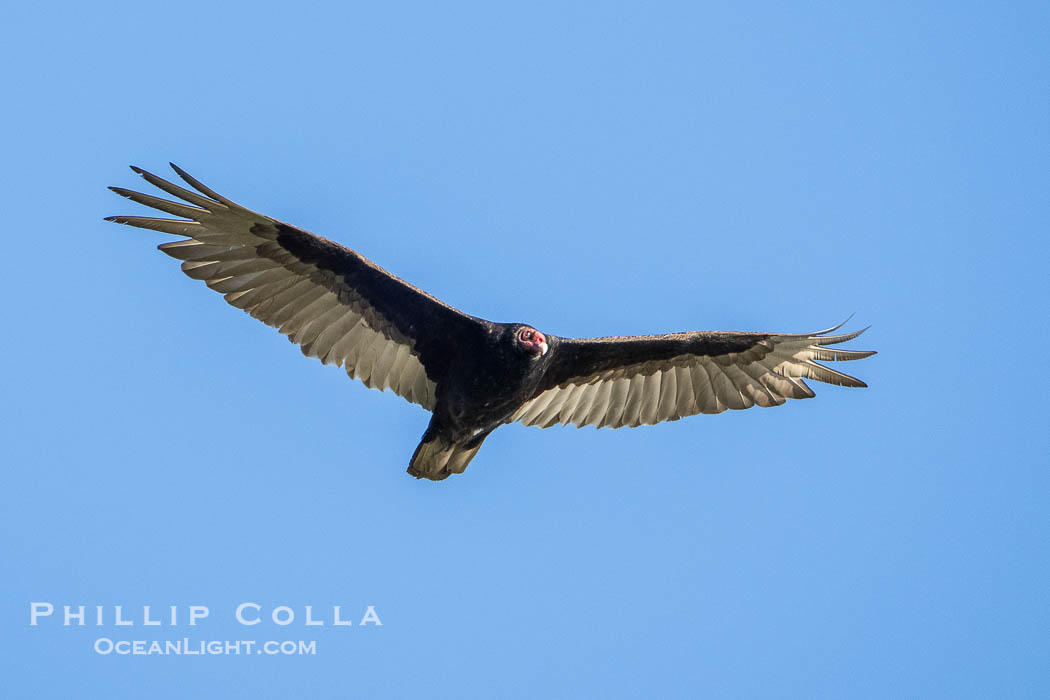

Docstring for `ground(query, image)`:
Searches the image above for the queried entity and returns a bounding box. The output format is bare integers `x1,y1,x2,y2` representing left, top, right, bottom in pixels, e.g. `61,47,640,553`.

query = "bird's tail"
407,433,485,481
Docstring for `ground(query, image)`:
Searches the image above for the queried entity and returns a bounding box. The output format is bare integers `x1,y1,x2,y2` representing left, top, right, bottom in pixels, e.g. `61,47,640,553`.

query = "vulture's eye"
515,327,548,357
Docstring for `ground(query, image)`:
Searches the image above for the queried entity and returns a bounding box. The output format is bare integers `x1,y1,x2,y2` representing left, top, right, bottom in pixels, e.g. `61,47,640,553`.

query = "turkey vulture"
107,164,875,481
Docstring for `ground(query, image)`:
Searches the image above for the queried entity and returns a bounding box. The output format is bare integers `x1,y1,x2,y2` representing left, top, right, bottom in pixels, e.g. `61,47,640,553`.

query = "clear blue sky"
2,2,1047,698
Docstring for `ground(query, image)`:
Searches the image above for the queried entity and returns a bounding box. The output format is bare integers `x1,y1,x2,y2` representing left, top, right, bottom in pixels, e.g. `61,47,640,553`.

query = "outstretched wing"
511,323,874,428
107,164,482,410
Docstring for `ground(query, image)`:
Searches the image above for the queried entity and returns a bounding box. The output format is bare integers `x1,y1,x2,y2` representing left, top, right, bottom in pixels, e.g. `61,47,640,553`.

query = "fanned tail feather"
408,434,484,481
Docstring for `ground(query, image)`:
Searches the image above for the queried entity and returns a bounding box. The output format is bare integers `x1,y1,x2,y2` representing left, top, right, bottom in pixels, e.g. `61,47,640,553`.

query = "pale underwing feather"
108,165,438,410
513,326,872,429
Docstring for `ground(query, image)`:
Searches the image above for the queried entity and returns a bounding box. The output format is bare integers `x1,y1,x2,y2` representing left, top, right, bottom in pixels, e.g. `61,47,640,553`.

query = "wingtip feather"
812,314,853,337
167,162,235,205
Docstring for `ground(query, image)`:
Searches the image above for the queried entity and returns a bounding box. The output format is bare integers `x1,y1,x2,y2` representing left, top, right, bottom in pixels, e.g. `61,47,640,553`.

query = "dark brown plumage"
108,164,875,481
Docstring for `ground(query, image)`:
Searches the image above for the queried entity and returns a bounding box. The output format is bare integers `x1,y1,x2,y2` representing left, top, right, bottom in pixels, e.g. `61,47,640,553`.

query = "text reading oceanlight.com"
93,638,318,656
29,603,382,656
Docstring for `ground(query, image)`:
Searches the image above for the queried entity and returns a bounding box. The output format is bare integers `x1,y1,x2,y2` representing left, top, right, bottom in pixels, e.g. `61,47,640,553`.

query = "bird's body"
108,164,875,481
413,321,556,477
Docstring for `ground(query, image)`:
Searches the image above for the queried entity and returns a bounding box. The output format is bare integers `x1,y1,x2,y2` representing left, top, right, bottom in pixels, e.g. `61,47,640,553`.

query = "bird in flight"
108,164,875,481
